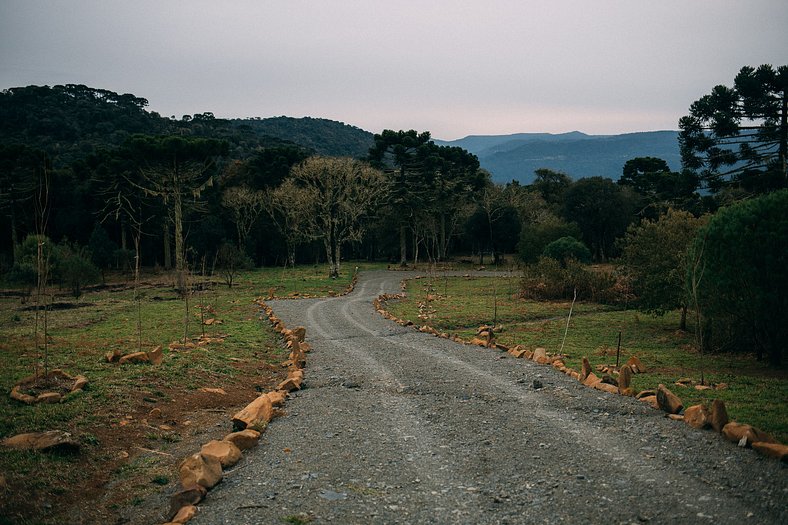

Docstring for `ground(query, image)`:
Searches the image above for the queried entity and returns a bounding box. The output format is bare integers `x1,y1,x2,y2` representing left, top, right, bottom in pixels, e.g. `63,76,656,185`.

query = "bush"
689,189,788,365
216,243,252,288
542,236,591,265
57,243,100,297
521,257,624,304
518,219,581,263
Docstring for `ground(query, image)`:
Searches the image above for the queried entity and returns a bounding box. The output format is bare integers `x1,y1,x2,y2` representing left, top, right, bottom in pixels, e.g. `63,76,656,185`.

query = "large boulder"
656,384,683,414
178,453,222,489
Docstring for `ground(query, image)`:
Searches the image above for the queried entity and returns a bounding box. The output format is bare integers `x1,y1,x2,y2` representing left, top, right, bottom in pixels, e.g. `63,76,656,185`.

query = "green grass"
0,263,366,523
386,275,788,443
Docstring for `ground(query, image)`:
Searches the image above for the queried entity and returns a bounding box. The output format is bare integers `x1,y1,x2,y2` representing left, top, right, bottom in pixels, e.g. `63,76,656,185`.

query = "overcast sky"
1,1,786,140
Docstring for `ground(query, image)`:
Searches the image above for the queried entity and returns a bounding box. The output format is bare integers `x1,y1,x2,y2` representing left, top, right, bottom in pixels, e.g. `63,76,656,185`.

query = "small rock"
639,395,659,410
147,345,164,365
709,399,729,433
149,408,163,419
199,387,227,395
105,349,122,363
179,453,222,489
168,484,207,520
36,392,62,404
580,357,592,381
223,429,261,451
582,372,601,387
118,351,150,365
683,405,710,429
618,365,632,393
232,393,273,431
71,375,89,392
200,440,242,468
626,356,646,373
1,430,80,453
751,442,788,462
532,347,549,364
721,422,775,447
171,504,197,524
319,489,347,501
656,384,683,414
532,380,543,390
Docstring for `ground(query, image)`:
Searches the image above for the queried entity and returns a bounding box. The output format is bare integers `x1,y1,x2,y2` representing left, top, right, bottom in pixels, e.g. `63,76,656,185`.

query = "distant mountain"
435,131,681,184
231,116,374,158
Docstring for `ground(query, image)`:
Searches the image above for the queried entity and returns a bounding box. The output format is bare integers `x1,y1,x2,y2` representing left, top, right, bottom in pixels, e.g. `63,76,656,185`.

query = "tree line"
1,65,786,365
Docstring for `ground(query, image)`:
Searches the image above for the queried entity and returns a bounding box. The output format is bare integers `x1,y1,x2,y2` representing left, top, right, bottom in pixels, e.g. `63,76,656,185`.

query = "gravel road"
191,270,787,524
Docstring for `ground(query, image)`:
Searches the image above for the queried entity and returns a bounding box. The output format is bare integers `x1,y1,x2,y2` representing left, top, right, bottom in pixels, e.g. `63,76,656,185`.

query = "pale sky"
1,1,786,140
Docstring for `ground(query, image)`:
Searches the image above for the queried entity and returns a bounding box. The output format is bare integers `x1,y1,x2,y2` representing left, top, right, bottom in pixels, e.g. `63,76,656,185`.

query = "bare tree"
221,185,265,250
263,181,311,267
287,157,387,278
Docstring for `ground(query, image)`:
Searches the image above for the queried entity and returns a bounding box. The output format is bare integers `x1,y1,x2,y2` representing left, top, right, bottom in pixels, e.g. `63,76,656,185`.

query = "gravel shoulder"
191,270,787,525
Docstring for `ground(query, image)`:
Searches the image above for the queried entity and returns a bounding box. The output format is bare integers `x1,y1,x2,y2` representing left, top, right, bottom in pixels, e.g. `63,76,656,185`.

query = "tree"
532,169,572,209
543,236,591,266
287,157,387,278
216,243,251,288
88,223,116,282
518,216,581,264
619,157,700,218
688,190,788,365
619,209,706,329
128,135,228,293
221,184,265,251
679,64,788,193
562,177,636,261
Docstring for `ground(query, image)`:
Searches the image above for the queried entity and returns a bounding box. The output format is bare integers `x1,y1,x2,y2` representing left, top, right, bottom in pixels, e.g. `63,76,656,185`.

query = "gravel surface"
191,270,787,524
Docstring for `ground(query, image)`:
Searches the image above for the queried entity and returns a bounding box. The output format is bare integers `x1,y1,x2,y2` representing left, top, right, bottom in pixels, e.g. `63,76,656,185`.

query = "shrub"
216,243,252,288
518,219,581,263
57,243,100,297
542,236,591,265
689,189,788,365
520,257,624,304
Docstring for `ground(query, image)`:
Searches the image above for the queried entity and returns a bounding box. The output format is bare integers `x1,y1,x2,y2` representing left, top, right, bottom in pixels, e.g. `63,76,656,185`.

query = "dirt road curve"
192,270,787,524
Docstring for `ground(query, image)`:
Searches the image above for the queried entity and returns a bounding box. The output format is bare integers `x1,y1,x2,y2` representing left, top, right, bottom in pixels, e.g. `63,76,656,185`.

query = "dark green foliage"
619,209,706,328
679,64,788,193
542,236,591,265
88,223,117,279
518,220,582,264
57,243,100,297
562,177,637,261
690,190,788,365
520,257,622,304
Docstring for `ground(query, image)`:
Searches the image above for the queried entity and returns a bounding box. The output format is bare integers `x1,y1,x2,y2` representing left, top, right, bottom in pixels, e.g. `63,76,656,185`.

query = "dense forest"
1,67,786,364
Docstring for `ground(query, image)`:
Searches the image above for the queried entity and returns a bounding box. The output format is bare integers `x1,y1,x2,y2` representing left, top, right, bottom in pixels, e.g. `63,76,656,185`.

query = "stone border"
10,369,88,405
374,278,787,463
160,299,310,524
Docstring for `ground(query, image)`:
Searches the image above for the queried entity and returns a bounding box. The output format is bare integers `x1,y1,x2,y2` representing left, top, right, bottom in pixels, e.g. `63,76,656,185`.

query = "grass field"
0,263,374,524
385,274,788,443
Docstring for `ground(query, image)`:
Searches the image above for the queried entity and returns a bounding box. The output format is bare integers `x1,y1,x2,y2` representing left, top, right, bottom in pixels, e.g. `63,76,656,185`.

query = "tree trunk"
780,92,787,186
680,304,687,331
439,213,447,262
399,225,407,267
174,192,185,293
163,222,172,270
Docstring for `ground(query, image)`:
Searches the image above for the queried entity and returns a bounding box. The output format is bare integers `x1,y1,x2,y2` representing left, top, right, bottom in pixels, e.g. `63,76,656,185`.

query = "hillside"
231,116,375,158
435,131,681,184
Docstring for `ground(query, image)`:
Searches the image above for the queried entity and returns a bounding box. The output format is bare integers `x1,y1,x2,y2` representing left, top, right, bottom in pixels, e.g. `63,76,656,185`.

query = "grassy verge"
385,274,788,443
0,263,368,524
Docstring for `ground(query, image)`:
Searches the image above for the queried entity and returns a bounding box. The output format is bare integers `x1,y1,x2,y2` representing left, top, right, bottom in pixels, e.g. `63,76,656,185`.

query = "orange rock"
552,360,565,369
709,399,729,433
199,387,227,395
147,345,164,365
105,349,122,362
10,386,36,404
656,384,683,414
694,384,713,391
635,389,656,399
118,351,150,365
722,422,776,447
752,442,788,462
200,439,242,468
626,355,646,373
223,429,261,451
618,366,632,393
593,382,619,395
1,430,80,452
532,347,547,362
171,504,197,524
582,372,601,387
639,395,659,410
667,414,685,421
683,404,710,429
168,484,206,520
266,390,287,406
580,357,592,381
232,394,273,431
179,453,222,489
569,371,580,381
619,387,635,397
36,392,62,404
149,408,162,419
469,337,488,347
524,350,534,360
71,375,88,392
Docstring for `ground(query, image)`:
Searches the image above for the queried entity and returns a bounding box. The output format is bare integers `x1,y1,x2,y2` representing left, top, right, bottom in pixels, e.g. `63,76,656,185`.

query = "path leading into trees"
192,270,786,524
